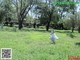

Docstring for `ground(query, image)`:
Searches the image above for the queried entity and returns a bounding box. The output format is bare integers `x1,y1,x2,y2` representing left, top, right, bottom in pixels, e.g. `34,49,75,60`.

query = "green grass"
0,27,80,60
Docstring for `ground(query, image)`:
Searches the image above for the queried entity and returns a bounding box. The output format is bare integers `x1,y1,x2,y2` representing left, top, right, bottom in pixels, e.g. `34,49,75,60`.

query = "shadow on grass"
75,42,80,46
21,28,51,32
0,27,52,33
66,32,76,38
55,30,76,38
55,30,71,33
34,30,77,39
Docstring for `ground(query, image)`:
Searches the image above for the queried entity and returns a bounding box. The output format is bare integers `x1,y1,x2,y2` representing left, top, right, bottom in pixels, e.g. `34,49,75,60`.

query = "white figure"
50,31,58,44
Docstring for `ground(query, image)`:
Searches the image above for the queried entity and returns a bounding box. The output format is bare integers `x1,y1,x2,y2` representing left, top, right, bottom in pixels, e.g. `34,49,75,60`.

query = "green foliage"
0,9,5,23
34,1,59,25
63,18,72,30
2,0,13,17
26,15,34,24
39,26,45,29
0,0,14,23
0,23,4,29
13,26,17,32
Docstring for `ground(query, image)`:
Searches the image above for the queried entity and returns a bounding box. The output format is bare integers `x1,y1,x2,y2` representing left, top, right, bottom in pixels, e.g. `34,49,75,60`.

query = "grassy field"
0,27,80,60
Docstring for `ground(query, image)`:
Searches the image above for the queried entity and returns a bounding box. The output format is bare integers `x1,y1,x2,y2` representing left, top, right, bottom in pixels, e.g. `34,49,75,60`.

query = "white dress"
50,33,58,42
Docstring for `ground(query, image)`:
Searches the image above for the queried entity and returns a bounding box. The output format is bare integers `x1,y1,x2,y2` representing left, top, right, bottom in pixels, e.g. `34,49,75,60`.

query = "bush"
39,26,45,29
12,25,18,32
63,19,72,30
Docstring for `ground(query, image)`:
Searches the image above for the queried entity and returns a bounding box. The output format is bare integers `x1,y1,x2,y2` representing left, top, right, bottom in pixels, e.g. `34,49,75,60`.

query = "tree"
0,0,13,26
0,7,5,23
55,0,77,32
76,12,80,33
34,0,59,31
12,0,35,30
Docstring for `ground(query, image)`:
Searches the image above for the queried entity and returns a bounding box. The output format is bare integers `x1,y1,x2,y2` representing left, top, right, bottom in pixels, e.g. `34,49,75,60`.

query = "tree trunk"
71,20,75,33
33,22,36,28
72,27,74,33
72,24,75,33
46,21,50,31
10,22,13,27
78,25,80,33
18,19,23,30
46,14,52,31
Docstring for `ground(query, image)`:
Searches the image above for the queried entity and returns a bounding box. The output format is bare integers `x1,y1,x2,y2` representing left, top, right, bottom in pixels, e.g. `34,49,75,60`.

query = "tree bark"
18,19,23,30
46,21,50,31
18,14,24,30
72,27,74,33
78,25,80,33
33,22,36,28
46,13,52,31
71,18,75,33
72,23,75,33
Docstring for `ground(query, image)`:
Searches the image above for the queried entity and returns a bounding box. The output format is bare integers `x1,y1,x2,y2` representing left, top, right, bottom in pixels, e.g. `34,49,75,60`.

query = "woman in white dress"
50,30,58,44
